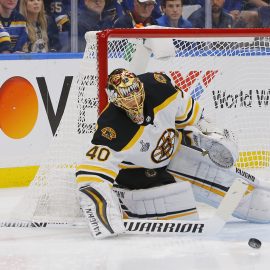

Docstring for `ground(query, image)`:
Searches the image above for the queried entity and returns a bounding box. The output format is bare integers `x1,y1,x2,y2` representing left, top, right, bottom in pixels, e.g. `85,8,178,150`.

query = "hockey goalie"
76,68,270,239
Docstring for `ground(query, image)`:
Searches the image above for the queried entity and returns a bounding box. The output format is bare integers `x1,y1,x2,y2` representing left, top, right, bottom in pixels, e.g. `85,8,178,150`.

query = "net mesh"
105,34,270,177
6,30,270,224
7,32,99,223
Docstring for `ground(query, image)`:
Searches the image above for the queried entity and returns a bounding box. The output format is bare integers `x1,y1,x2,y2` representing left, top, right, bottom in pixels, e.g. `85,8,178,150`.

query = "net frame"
3,28,270,225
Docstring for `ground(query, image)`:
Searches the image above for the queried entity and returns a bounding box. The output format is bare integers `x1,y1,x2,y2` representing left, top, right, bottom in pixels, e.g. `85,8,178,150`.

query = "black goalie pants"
115,166,175,190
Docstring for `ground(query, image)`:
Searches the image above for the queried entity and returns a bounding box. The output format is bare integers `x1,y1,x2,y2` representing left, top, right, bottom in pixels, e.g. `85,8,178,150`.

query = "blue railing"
0,52,83,61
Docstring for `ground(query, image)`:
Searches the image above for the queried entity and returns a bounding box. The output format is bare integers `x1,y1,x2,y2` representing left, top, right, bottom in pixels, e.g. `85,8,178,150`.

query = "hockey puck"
248,238,262,249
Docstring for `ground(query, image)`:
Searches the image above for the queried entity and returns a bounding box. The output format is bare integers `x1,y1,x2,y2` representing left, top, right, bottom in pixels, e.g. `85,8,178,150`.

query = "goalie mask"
107,69,145,124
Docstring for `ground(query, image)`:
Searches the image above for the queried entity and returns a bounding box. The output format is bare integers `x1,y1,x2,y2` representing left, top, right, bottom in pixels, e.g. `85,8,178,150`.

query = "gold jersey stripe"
169,132,182,161
0,36,11,42
10,21,26,27
76,164,117,178
175,97,193,121
118,164,142,169
99,103,110,115
188,102,201,126
122,126,145,151
76,175,104,183
175,102,200,129
57,17,69,26
154,92,178,115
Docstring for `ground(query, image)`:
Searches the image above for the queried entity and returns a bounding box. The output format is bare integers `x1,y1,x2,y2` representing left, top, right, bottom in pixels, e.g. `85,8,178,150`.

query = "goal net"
3,28,270,225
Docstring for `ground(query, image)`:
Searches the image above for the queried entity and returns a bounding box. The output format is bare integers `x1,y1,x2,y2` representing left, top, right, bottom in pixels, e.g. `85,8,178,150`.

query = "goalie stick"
0,178,248,236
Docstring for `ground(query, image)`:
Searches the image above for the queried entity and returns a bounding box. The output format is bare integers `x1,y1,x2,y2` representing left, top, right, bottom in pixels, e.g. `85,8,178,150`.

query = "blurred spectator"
45,0,123,31
224,0,260,27
0,0,28,52
194,0,244,24
244,0,270,9
44,0,71,32
78,0,113,52
258,5,270,27
20,0,61,53
120,0,162,19
188,0,233,28
103,0,124,22
44,1,122,31
0,23,11,52
195,0,260,27
240,0,269,27
44,1,122,52
224,0,243,19
156,0,192,27
113,0,156,28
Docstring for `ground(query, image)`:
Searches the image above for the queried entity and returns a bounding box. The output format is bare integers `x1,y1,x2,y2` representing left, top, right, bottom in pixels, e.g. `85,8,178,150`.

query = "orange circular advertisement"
0,76,38,139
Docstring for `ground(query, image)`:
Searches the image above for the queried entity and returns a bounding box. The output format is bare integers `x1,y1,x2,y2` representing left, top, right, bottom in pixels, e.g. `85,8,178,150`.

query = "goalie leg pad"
233,188,270,223
168,145,270,223
113,181,199,220
79,182,125,239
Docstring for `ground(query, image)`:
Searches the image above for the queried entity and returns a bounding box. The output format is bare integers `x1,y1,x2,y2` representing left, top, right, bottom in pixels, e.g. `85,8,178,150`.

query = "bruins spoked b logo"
154,72,167,84
101,127,116,140
151,129,176,163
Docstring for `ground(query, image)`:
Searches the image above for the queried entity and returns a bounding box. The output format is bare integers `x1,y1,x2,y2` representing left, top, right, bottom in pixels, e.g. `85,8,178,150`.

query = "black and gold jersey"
76,72,201,186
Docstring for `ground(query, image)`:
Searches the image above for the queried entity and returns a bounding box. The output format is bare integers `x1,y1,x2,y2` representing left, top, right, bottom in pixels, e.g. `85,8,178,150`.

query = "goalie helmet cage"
4,28,270,225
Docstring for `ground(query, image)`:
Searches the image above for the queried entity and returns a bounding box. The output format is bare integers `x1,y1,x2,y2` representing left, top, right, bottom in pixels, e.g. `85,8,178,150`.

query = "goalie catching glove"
185,116,239,168
78,182,125,239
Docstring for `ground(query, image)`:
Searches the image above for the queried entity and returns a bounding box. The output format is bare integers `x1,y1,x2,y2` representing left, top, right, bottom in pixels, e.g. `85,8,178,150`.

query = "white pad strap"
235,188,270,223
113,182,198,220
79,182,125,239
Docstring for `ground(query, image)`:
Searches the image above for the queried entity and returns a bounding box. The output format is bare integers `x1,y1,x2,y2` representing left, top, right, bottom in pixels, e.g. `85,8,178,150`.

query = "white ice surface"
0,188,270,270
